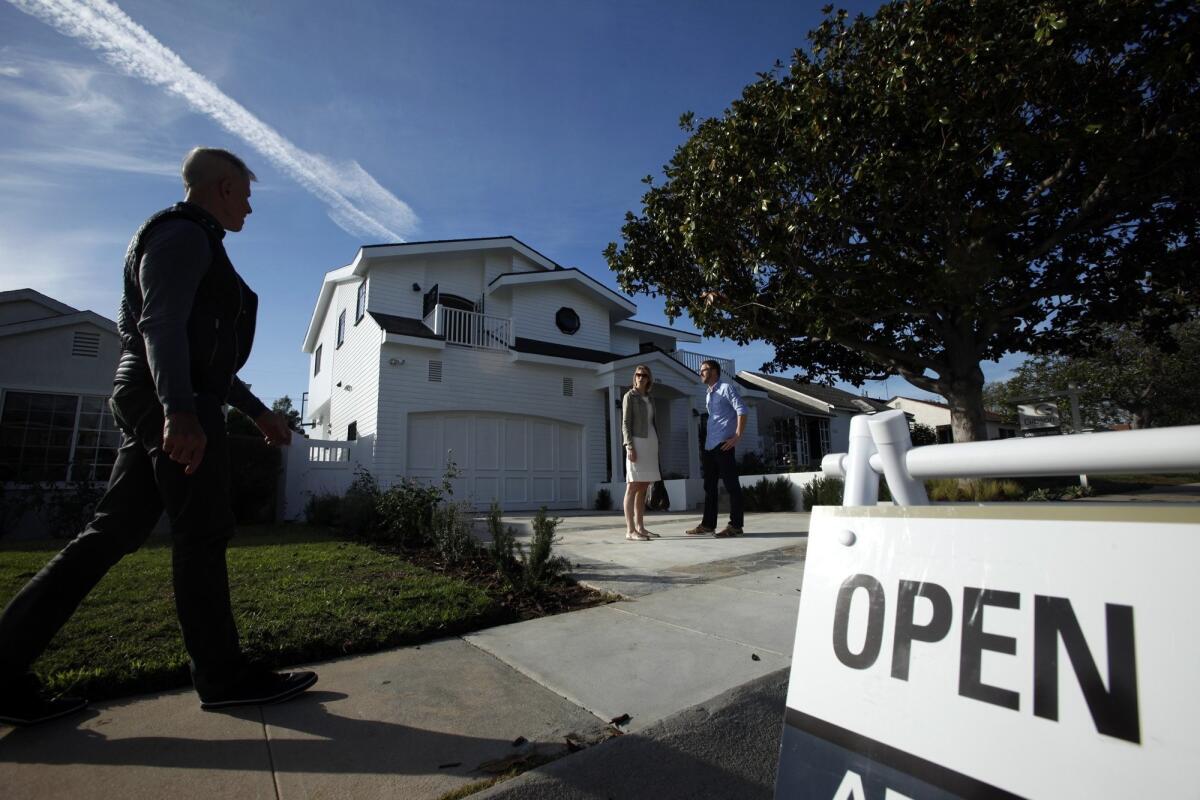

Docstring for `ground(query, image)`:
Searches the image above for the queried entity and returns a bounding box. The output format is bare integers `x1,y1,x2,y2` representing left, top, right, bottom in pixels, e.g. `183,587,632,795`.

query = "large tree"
606,0,1198,441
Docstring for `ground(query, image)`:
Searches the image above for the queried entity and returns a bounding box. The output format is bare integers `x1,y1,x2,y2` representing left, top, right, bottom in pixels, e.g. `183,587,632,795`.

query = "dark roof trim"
488,267,632,307
362,236,563,269
733,376,832,417
369,311,443,340
512,337,618,364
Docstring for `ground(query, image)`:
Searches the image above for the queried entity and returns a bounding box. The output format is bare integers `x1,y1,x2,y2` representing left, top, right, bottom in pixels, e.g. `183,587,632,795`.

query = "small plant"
304,491,341,527
768,476,796,511
429,502,478,566
486,501,522,589
926,479,1024,502
803,475,844,510
594,487,612,511
520,507,570,593
375,461,460,546
0,482,43,538
744,476,799,512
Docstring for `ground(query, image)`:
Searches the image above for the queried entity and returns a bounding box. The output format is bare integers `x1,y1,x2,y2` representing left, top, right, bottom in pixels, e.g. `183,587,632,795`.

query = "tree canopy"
605,0,1199,441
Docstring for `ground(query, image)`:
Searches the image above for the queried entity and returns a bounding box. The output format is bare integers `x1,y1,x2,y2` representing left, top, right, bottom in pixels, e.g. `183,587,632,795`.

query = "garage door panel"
504,419,527,470
408,413,581,510
530,422,555,470
476,418,501,470
505,477,527,503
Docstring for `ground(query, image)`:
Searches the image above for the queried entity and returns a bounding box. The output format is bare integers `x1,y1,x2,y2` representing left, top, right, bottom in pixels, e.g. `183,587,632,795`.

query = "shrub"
375,461,459,546
486,501,522,589
227,435,282,523
803,475,844,510
340,466,380,537
1026,483,1094,501
304,491,341,527
41,479,104,539
927,478,1024,502
768,476,796,511
0,483,42,538
519,507,570,594
429,502,478,566
594,487,613,511
909,423,938,447
737,451,770,476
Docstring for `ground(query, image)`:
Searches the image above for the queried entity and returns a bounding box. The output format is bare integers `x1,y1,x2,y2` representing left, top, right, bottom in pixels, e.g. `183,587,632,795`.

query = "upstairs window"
355,281,367,324
336,310,346,348
314,344,323,376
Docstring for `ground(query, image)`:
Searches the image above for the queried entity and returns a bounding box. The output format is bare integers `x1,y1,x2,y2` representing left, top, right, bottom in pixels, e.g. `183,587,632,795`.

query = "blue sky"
0,0,1021,409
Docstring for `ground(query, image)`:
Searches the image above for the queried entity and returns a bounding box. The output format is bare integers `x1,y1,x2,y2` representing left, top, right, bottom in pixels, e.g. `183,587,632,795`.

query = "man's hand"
627,446,638,463
164,412,207,474
720,432,742,451
255,411,294,447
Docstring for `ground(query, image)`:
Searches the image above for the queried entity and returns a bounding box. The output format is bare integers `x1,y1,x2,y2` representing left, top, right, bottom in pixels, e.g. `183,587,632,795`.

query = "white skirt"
626,426,661,483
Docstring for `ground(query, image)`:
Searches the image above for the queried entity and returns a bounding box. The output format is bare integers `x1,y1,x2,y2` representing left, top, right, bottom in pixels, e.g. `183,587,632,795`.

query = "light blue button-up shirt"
704,378,748,450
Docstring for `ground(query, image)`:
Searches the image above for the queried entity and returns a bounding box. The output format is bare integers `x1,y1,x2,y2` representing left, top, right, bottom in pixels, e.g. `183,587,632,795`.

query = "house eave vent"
428,360,443,382
562,376,574,397
72,331,101,358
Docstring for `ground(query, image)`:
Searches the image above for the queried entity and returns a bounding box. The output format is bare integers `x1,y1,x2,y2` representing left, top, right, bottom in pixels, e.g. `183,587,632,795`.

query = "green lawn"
0,525,496,699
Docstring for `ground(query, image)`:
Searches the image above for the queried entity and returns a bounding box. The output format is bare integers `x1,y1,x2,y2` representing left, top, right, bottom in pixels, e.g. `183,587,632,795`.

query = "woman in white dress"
621,364,662,541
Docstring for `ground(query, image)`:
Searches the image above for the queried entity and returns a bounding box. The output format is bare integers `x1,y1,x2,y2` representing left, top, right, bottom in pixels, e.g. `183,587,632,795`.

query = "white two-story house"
301,237,756,511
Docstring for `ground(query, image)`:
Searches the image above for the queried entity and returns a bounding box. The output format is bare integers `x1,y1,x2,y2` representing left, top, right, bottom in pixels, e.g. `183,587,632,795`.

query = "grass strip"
0,525,496,700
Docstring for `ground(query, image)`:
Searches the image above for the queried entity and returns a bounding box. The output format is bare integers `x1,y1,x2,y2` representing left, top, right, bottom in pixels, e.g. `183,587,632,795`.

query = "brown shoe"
714,525,743,538
685,524,714,536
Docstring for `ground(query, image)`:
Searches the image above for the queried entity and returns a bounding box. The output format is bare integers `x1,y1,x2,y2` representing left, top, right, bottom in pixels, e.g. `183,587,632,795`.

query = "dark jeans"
0,383,244,697
701,445,743,529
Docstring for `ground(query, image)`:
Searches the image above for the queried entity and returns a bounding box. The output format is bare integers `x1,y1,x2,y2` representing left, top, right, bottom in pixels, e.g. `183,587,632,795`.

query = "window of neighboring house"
314,344,323,376
997,427,1017,439
936,424,953,444
336,310,346,348
0,391,117,482
347,421,357,441
772,417,800,469
355,281,367,324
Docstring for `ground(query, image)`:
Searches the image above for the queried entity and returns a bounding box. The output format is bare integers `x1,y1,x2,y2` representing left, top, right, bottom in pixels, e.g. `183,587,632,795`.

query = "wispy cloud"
8,0,419,242
0,145,177,176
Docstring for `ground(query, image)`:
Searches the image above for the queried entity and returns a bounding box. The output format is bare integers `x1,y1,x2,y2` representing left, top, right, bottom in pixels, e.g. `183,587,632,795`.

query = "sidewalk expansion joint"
259,706,283,800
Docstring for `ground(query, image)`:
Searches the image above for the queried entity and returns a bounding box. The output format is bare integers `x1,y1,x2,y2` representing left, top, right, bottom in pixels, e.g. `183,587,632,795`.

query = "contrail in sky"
9,0,418,241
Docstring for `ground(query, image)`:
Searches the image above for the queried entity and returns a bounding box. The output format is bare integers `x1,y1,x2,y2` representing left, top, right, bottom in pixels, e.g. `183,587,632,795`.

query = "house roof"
736,371,890,414
0,310,118,338
368,311,443,341
888,395,1007,423
487,268,636,316
0,288,78,318
511,337,617,364
613,318,703,344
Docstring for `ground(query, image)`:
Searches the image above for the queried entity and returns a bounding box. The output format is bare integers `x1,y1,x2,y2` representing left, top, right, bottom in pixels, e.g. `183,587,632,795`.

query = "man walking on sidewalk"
0,147,316,726
687,359,748,538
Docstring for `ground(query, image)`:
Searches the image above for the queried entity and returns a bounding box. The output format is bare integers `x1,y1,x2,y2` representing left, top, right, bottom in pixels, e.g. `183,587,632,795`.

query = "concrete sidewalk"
0,509,810,799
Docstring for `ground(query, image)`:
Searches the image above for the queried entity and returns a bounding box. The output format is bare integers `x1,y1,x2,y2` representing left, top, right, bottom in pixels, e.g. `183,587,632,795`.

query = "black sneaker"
0,674,88,727
199,669,318,710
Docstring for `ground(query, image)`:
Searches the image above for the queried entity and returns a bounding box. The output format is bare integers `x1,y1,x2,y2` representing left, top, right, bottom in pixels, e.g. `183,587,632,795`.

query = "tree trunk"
944,375,989,443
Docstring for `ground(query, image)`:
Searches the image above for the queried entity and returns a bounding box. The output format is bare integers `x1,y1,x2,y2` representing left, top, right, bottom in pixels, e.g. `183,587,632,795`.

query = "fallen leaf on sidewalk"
512,736,528,747
609,713,631,726
751,653,761,661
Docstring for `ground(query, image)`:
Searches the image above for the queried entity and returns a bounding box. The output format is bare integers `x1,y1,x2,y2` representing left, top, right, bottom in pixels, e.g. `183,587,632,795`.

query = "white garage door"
407,412,583,510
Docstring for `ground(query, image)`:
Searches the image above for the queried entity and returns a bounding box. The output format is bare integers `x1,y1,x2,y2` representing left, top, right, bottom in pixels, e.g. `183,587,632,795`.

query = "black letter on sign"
833,574,886,670
891,580,953,681
1033,596,1140,744
959,587,1020,711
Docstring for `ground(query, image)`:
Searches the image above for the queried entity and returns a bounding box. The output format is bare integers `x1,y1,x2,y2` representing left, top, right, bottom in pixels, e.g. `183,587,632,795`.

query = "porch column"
687,398,701,480
608,379,625,483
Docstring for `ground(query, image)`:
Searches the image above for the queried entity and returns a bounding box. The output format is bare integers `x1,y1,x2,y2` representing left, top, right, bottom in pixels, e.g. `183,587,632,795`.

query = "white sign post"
777,505,1200,799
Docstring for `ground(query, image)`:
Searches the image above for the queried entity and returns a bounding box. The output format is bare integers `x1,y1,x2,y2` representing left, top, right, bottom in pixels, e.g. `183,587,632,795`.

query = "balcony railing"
670,350,735,377
426,305,513,351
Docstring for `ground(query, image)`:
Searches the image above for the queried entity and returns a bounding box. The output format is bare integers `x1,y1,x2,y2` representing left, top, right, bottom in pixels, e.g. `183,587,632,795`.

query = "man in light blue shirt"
686,360,747,537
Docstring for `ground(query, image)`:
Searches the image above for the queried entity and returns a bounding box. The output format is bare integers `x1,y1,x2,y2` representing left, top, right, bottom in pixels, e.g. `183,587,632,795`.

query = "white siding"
365,261,425,319
373,345,606,498
610,328,640,357
324,280,381,441
510,283,612,353
0,325,120,396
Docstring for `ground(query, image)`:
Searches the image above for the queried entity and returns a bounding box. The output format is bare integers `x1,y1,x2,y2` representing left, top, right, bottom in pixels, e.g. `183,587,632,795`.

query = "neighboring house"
887,396,1018,442
0,289,122,483
300,237,763,511
735,372,892,470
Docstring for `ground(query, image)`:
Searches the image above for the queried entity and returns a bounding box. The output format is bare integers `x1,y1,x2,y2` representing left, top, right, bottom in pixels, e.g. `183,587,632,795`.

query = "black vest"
116,203,259,403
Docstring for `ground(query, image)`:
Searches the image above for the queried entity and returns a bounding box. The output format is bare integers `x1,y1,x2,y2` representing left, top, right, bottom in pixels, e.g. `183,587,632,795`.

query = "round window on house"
555,307,581,335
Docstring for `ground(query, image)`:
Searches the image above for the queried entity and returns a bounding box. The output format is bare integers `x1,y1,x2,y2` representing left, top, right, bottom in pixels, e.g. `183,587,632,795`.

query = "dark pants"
0,384,244,697
701,445,743,529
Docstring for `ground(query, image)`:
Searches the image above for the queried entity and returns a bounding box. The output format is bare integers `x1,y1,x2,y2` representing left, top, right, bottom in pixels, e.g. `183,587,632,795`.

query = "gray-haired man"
0,148,316,726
